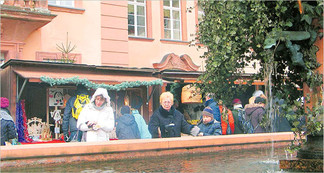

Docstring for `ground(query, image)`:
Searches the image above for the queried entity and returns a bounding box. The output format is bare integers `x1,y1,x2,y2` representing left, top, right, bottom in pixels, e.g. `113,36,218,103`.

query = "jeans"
70,130,83,142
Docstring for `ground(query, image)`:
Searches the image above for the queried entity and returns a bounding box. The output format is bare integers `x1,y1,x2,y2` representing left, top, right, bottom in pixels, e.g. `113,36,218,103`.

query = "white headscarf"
0,109,14,121
252,90,264,97
90,88,111,107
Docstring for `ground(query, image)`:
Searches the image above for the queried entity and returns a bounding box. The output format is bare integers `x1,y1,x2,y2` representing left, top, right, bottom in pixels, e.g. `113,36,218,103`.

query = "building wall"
18,0,206,70
100,1,129,66
128,0,206,70
22,1,102,65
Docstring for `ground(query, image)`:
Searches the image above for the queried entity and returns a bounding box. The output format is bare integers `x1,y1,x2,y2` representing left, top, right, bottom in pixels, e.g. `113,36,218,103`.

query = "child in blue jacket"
197,107,222,136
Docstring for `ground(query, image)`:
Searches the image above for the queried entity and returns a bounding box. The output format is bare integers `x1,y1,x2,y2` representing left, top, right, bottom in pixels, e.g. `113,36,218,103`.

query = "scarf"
0,109,14,121
234,104,243,110
92,102,106,111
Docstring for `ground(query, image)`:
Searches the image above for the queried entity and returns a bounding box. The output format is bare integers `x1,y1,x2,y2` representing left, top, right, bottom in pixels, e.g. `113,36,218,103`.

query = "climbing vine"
195,0,323,150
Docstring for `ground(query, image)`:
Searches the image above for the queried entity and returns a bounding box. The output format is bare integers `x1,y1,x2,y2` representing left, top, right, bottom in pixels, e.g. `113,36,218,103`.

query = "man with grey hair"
204,93,221,122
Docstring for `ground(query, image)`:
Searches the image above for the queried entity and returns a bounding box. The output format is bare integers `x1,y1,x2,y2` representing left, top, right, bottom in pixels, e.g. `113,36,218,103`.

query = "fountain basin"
1,132,294,169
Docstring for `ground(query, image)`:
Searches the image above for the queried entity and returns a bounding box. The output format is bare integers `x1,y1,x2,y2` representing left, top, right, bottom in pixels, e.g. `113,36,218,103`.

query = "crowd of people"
1,87,292,145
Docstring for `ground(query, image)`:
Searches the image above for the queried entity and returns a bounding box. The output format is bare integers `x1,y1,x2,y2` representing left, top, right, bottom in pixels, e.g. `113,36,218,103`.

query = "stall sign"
181,85,202,104
49,88,64,106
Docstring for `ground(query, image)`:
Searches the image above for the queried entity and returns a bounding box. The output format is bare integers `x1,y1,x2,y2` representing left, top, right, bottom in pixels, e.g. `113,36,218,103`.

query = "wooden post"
54,106,59,139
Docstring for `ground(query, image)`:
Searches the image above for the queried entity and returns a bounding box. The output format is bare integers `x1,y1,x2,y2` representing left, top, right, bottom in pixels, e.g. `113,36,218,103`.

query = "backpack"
237,109,256,134
72,94,90,119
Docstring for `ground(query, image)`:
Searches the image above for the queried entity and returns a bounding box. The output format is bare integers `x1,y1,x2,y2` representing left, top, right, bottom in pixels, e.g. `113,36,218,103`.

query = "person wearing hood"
245,90,267,109
116,106,141,139
197,107,222,136
204,93,221,122
63,85,90,142
77,88,115,142
148,92,200,138
1,97,17,145
245,96,267,133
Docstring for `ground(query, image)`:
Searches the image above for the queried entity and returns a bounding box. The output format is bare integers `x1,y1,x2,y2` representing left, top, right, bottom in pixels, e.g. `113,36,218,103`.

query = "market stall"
1,60,164,143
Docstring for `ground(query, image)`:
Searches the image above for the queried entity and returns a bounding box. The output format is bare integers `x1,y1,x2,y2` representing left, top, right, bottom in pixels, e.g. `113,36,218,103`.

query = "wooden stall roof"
14,69,162,84
2,59,166,84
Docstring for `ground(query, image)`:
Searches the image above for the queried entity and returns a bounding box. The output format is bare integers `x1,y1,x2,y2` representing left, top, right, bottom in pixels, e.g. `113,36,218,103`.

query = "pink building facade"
0,0,206,126
1,0,205,68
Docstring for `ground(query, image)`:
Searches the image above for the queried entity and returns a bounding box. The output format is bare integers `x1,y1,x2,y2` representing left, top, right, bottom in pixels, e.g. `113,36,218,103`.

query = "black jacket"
1,119,17,145
116,114,141,139
148,106,193,138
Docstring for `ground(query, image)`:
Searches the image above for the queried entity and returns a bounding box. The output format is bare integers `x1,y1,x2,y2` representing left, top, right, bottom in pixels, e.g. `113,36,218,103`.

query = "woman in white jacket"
77,88,115,142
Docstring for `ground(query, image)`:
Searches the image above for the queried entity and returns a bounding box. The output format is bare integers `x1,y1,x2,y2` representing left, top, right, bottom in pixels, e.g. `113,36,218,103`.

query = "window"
128,0,147,37
163,0,181,40
0,52,5,66
197,1,204,23
48,0,74,8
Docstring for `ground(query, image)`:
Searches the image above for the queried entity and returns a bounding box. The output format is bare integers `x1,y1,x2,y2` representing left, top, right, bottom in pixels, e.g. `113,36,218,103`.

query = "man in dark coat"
62,85,89,142
148,92,200,138
116,105,141,139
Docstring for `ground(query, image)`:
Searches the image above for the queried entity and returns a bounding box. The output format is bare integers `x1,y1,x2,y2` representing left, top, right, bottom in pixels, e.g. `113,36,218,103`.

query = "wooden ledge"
1,132,294,160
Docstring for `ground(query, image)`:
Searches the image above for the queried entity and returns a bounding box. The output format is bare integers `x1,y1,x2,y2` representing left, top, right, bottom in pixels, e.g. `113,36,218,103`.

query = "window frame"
48,0,75,8
162,0,182,40
128,0,147,38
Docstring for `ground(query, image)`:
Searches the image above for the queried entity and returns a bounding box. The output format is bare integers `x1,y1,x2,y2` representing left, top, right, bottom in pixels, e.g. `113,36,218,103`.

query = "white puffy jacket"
77,88,115,142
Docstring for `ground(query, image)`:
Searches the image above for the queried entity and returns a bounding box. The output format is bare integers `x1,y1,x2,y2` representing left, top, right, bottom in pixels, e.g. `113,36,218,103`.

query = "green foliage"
195,0,272,104
40,76,163,91
169,82,181,100
195,0,323,152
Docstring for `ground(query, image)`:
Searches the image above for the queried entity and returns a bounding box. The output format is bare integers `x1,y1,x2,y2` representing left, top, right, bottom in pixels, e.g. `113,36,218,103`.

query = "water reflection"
4,146,293,173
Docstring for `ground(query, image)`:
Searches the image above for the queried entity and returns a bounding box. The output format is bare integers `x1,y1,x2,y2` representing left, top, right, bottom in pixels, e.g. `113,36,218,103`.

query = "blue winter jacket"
198,120,222,136
148,106,193,138
132,110,152,139
116,114,141,139
204,99,221,122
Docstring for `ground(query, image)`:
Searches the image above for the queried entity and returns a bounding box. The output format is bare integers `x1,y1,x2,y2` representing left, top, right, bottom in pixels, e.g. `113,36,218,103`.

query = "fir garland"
40,76,163,91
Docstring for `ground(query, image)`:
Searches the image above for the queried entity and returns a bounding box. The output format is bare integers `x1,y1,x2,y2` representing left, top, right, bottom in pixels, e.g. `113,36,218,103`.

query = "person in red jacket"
219,100,235,135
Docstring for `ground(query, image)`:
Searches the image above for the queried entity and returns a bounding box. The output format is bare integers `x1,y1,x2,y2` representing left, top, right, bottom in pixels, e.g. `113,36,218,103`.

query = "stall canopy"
14,69,161,84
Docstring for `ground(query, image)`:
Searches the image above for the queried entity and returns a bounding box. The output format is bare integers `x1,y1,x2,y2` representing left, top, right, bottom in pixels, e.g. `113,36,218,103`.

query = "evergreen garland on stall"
40,76,163,91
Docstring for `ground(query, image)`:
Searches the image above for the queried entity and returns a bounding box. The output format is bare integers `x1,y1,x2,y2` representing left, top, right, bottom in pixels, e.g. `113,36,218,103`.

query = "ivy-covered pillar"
298,30,323,160
303,30,323,111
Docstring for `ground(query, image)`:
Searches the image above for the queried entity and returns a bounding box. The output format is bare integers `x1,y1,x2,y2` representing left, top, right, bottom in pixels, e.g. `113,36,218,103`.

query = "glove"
86,121,96,129
164,123,175,132
190,126,200,136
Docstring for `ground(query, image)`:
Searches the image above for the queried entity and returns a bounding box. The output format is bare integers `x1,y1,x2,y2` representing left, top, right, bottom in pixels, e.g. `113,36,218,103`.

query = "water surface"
4,146,293,173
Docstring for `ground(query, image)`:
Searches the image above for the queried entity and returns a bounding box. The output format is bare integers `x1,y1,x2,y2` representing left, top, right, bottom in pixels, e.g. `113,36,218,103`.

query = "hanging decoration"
49,88,64,106
16,100,32,143
40,76,163,91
